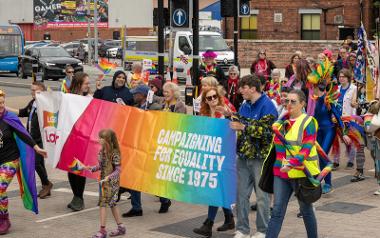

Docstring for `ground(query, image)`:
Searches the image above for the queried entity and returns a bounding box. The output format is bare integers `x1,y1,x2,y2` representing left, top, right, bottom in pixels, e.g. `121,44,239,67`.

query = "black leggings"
68,172,86,199
35,151,50,186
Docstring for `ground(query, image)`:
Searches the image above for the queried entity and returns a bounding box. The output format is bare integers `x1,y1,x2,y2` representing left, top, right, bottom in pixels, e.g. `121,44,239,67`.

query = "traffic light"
153,8,169,26
171,0,190,28
221,0,234,17
239,0,251,17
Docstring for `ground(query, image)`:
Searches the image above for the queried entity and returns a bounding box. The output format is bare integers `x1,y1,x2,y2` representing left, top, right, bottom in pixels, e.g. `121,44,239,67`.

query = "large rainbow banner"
36,93,237,208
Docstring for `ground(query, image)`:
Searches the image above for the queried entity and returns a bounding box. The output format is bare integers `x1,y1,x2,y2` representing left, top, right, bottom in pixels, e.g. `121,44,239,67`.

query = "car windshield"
190,35,229,51
39,47,71,57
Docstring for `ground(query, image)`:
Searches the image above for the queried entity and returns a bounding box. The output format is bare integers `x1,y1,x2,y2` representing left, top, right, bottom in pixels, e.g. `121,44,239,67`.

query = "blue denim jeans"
236,158,270,235
129,189,170,211
266,176,318,238
207,206,232,221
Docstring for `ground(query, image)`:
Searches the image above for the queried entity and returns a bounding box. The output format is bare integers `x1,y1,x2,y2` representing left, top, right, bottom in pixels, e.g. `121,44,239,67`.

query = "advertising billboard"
33,0,108,29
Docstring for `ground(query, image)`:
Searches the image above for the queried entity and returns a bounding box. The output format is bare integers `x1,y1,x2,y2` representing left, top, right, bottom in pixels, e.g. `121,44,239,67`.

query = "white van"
123,31,234,81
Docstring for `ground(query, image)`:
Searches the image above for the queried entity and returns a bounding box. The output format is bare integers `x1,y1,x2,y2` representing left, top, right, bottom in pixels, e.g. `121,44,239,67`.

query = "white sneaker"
374,189,380,195
251,232,266,238
234,231,251,238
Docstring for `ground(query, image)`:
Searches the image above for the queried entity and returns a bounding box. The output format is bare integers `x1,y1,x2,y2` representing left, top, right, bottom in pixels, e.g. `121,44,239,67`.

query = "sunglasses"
67,71,74,74
284,99,298,105
206,94,218,101
229,72,237,75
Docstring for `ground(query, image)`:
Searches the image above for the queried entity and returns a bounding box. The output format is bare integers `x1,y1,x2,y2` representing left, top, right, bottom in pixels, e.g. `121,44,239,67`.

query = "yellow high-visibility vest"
279,113,320,178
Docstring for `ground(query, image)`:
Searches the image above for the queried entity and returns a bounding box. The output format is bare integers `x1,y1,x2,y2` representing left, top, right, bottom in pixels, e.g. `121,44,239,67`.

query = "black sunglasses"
206,94,218,101
67,71,74,73
284,99,298,105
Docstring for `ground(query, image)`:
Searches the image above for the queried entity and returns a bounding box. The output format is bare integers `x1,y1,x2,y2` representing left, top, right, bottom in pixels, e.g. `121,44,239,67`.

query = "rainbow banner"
39,93,237,208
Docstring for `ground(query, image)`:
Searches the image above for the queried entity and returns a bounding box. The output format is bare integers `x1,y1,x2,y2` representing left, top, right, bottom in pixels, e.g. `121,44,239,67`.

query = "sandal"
109,225,126,237
92,231,107,238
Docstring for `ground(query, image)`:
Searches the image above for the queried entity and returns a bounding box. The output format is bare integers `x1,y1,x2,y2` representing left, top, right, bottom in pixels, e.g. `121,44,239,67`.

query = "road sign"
173,9,187,27
239,0,250,17
171,0,190,28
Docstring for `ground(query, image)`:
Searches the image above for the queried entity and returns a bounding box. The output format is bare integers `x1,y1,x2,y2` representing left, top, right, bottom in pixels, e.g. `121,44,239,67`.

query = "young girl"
87,129,126,238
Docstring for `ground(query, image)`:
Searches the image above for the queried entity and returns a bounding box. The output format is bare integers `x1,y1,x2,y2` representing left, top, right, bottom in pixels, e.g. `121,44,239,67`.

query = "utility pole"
234,0,239,66
193,0,200,96
94,0,99,63
158,0,165,77
87,0,92,65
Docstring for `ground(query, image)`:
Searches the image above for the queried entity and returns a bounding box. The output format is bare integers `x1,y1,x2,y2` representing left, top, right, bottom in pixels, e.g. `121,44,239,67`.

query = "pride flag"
3,111,38,214
40,93,237,208
95,58,117,74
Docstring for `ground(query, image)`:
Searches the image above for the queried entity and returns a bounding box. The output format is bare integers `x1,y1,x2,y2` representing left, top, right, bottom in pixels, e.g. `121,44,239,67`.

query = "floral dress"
91,151,121,207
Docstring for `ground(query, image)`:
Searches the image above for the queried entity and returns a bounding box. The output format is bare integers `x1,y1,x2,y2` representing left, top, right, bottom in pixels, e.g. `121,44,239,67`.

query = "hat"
323,49,333,59
130,84,150,96
202,50,217,59
149,76,163,90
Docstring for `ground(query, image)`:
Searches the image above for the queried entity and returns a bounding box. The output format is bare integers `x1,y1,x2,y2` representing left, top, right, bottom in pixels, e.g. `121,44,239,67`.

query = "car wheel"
18,65,27,79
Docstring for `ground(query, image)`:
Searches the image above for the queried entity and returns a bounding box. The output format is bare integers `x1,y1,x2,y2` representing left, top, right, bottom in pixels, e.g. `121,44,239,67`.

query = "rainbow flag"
68,158,85,174
53,95,237,208
4,111,38,214
95,58,117,74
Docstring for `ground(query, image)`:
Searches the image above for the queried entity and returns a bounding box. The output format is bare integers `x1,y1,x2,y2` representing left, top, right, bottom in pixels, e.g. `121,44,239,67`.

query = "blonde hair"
201,76,218,87
163,82,181,99
0,89,5,97
98,129,121,159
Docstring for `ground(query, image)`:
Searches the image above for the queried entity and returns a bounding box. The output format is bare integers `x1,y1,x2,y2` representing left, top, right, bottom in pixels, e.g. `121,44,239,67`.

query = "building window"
240,15,257,39
301,14,320,40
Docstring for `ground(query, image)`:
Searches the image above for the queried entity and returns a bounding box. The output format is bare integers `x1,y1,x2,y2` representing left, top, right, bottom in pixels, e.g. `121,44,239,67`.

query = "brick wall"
226,40,342,68
222,0,373,40
32,27,151,42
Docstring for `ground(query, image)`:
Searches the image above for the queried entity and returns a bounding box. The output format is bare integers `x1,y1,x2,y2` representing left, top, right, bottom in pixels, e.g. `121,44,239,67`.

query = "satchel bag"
294,177,322,204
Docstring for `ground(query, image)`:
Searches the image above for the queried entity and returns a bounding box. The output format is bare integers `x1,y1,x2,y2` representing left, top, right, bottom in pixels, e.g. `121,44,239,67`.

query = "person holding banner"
0,89,46,234
7,82,53,199
94,71,134,106
67,72,92,211
266,89,319,238
193,86,235,237
229,75,278,238
85,129,126,238
162,82,186,114
122,84,171,217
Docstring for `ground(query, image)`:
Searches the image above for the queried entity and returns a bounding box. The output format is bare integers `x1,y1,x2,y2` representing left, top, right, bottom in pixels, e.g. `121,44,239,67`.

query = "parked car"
99,40,121,57
18,47,83,81
61,42,88,56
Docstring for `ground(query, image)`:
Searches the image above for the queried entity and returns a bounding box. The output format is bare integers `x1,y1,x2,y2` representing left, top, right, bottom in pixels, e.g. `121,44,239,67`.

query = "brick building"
223,0,374,41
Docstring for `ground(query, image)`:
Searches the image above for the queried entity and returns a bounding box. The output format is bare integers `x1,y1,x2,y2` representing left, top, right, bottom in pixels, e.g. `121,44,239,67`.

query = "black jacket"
19,99,42,145
198,64,227,89
93,86,134,105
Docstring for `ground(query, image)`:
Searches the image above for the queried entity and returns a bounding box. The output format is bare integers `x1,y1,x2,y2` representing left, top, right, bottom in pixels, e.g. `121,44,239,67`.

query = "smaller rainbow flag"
363,114,374,128
68,158,85,174
95,58,117,74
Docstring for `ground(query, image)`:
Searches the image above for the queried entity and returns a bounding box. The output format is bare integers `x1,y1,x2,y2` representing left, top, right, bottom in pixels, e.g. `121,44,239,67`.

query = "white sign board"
109,0,153,28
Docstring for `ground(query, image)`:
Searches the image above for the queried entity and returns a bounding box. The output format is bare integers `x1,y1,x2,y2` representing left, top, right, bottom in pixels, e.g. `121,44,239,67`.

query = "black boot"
217,214,235,231
193,218,214,237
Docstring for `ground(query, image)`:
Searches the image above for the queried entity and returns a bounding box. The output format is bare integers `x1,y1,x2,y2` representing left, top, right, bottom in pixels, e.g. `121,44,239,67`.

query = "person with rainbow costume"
265,89,333,238
306,59,364,194
0,89,46,234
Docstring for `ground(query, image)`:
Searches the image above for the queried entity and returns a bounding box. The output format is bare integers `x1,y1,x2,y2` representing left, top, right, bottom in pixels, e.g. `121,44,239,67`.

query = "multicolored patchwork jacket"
236,113,276,160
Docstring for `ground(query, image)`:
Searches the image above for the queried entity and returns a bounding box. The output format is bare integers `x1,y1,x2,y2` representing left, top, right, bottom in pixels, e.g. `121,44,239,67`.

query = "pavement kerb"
0,81,60,91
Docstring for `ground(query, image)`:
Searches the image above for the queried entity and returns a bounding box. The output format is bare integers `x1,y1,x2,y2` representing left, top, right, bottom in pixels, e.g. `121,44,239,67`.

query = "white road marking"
36,188,129,223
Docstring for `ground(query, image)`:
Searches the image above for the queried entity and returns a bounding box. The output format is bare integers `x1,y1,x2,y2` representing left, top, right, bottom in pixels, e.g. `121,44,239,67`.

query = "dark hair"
295,59,311,82
289,89,306,103
281,86,291,93
238,74,262,93
70,72,89,95
112,70,127,88
290,54,300,64
338,68,352,83
32,81,46,91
